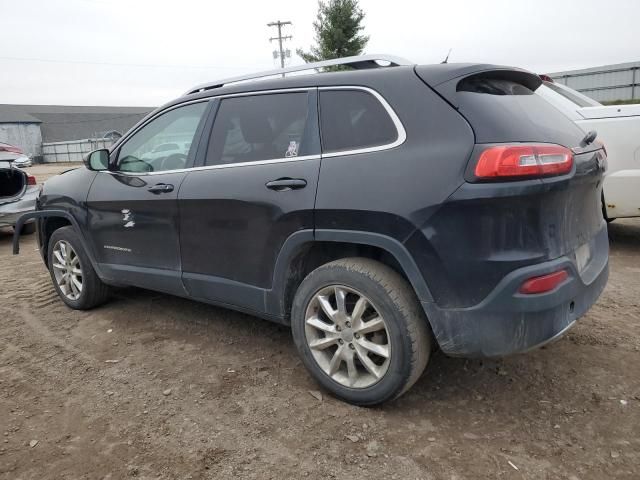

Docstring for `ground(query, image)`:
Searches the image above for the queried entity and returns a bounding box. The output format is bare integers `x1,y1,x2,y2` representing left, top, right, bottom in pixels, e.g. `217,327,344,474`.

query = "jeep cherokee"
13,55,609,405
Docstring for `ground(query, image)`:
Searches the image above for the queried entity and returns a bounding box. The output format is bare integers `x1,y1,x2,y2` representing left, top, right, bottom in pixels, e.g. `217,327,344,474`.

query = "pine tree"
297,0,369,66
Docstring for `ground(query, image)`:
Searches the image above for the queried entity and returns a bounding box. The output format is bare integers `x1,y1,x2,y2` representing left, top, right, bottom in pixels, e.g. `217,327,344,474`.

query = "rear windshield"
458,78,534,96
455,77,586,147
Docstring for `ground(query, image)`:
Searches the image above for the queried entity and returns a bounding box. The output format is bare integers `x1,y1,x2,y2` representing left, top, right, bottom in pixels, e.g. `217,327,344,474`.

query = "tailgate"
412,64,607,307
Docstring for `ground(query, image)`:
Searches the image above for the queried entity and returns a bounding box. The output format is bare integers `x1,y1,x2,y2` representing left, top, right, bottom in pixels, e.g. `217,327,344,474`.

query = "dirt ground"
1,164,639,479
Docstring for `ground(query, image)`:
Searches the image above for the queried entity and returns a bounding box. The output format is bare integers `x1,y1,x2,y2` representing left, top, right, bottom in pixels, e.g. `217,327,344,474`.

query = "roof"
0,108,42,123
0,104,154,142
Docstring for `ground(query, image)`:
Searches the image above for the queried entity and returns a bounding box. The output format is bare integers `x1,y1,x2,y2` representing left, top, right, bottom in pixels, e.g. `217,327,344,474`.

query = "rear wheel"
47,226,110,309
291,258,432,406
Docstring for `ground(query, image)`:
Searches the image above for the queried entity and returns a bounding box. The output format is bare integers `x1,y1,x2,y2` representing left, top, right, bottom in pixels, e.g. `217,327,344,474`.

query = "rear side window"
206,92,311,166
319,90,398,153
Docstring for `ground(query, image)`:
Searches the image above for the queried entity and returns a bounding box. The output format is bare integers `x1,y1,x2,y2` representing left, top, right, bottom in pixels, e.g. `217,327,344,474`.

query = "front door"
178,90,320,312
86,100,210,293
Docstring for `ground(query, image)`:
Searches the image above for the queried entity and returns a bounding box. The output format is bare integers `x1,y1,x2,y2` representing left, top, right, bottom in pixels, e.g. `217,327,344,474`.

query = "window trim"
107,85,405,176
318,86,407,158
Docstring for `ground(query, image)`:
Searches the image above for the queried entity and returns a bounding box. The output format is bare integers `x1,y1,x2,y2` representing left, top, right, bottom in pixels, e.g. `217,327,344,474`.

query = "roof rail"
184,54,413,95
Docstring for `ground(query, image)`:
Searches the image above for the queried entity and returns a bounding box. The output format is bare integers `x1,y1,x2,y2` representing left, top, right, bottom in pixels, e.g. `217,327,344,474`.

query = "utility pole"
268,20,292,77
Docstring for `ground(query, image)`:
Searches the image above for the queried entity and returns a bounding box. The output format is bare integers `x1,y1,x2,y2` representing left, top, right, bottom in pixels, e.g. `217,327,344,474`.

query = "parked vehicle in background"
0,160,37,234
139,141,193,169
0,141,24,160
11,155,33,168
13,56,609,405
537,78,640,220
0,142,32,167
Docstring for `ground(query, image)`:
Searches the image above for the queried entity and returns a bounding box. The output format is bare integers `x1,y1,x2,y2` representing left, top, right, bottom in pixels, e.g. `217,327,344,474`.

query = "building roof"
0,108,42,123
547,61,640,77
0,104,154,142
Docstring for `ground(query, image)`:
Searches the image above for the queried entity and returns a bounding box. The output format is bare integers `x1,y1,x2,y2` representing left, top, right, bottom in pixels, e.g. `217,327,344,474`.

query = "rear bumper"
423,225,609,357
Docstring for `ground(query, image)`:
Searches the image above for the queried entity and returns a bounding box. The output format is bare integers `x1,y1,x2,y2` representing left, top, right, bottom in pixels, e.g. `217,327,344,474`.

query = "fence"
549,62,640,103
41,138,115,163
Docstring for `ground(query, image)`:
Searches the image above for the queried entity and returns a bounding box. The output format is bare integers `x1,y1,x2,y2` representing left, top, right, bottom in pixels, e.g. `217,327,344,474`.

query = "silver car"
12,155,33,168
0,160,38,234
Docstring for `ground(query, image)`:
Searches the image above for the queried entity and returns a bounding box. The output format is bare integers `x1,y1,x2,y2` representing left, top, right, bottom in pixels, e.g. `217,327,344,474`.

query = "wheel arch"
13,210,102,276
267,229,434,324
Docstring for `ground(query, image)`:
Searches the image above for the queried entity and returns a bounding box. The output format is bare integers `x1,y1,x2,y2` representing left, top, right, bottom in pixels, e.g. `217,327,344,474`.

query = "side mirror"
84,149,110,171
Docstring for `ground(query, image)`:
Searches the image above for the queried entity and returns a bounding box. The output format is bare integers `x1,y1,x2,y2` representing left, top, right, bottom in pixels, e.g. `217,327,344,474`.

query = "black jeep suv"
14,55,609,405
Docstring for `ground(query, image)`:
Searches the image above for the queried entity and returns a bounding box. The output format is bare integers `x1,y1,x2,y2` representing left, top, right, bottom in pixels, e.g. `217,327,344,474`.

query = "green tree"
297,0,369,66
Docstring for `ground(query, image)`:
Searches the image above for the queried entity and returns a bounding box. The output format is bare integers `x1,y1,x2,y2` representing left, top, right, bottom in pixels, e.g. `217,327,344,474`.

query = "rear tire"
291,258,432,406
47,226,110,310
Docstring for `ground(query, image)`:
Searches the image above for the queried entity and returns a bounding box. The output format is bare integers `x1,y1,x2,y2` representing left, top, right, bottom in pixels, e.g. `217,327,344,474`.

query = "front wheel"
47,226,110,310
291,258,432,406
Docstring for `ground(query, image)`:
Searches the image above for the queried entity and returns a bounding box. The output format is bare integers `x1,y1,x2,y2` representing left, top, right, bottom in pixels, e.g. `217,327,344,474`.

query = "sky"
1,0,638,107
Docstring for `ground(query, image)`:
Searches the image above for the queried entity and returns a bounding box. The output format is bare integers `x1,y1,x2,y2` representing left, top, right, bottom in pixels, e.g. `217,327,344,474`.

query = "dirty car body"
13,57,609,404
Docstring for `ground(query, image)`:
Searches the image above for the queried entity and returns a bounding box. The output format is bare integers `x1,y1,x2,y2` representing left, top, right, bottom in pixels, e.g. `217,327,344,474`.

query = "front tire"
47,226,110,309
291,258,432,406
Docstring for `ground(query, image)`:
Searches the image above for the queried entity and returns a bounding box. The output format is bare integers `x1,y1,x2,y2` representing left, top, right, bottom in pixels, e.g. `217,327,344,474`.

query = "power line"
0,55,256,70
267,20,292,77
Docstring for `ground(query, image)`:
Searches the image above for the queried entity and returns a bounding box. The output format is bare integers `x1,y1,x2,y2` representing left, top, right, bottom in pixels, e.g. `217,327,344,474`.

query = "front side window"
206,92,310,166
117,102,208,173
319,89,398,153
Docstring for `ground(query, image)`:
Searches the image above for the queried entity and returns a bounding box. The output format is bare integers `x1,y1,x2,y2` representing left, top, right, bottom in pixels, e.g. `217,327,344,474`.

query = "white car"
11,155,33,168
537,79,640,220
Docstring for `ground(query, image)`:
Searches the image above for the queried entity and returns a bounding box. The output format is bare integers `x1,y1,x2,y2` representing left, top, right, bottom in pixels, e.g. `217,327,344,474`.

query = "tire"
291,258,432,406
15,222,36,235
47,226,110,310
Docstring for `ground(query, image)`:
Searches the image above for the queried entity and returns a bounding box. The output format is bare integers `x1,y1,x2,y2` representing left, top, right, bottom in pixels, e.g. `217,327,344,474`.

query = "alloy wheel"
304,285,391,388
51,240,83,301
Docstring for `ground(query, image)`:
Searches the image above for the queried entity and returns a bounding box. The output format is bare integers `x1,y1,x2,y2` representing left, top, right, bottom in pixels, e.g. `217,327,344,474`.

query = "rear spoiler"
415,63,543,108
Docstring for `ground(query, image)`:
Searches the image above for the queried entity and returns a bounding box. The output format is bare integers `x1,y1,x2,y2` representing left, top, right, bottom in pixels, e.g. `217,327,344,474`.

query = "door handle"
265,178,307,191
148,183,174,194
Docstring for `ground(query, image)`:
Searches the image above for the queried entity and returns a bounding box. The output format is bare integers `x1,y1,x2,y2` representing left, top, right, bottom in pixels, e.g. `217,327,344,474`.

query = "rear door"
178,90,320,311
86,100,210,293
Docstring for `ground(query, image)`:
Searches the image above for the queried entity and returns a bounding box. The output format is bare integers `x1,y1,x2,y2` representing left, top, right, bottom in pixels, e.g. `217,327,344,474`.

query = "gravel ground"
1,164,639,479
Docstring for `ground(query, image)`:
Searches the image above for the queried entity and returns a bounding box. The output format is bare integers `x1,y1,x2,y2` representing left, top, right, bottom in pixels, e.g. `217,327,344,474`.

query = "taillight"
27,174,37,186
475,144,573,180
519,269,568,295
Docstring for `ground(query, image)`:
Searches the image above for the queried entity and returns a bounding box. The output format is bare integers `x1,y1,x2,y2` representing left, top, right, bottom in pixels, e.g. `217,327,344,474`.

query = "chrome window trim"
105,154,321,177
110,85,405,176
318,86,407,158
